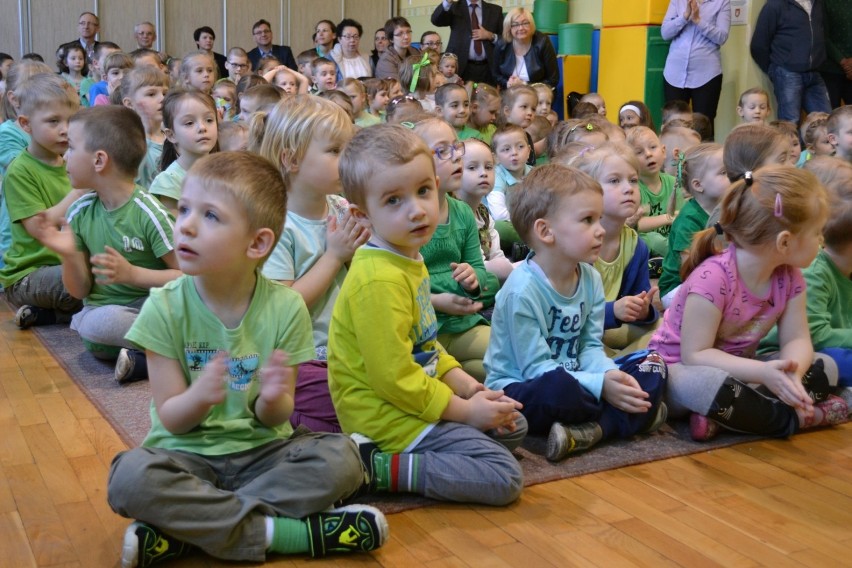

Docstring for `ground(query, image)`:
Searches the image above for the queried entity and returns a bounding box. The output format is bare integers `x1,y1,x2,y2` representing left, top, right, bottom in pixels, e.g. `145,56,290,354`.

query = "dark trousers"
503,350,667,438
462,60,495,86
664,73,723,140
821,71,852,109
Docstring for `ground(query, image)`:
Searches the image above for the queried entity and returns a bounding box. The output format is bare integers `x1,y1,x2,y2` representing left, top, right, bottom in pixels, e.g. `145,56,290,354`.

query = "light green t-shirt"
457,124,484,141
355,111,381,128
0,150,71,288
148,160,186,204
66,186,175,307
126,274,315,455
135,139,163,190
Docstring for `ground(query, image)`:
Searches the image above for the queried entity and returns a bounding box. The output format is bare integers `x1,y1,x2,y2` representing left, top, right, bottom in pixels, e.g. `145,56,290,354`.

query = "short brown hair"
69,106,146,176
804,156,852,247
510,163,602,246
340,123,433,207
827,105,852,136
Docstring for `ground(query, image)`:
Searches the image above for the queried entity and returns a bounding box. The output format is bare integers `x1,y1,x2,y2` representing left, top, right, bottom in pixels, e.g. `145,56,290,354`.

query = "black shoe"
305,505,389,557
648,256,664,280
14,305,55,329
639,402,668,434
349,433,379,495
121,521,193,568
115,348,148,384
801,359,830,403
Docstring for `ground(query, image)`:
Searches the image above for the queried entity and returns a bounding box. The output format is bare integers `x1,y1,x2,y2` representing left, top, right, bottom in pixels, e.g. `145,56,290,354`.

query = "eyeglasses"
433,140,465,161
394,30,413,38
510,21,531,29
341,34,360,41
253,29,271,36
422,41,443,48
227,61,248,69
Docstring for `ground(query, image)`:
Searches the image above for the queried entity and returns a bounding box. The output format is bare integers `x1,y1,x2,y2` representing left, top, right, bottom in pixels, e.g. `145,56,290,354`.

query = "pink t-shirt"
649,245,805,363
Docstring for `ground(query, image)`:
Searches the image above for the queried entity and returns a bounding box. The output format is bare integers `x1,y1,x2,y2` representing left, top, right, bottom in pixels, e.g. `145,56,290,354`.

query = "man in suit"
247,19,297,72
431,0,502,85
76,12,100,65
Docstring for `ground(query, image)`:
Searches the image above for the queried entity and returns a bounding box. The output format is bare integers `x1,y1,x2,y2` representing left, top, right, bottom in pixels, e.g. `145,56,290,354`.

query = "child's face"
437,89,470,129
66,50,85,73
693,150,728,203
422,121,464,193
226,55,250,82
737,94,769,124
175,181,256,276
135,54,163,71
619,110,640,129
786,216,828,269
535,90,553,116
291,130,352,195
23,103,76,159
238,95,259,122
64,121,96,188
439,59,457,78
494,131,531,174
274,71,298,94
106,67,126,93
355,153,440,259
370,89,389,112
314,64,337,92
471,97,499,128
810,127,833,156
598,155,640,221
95,48,118,74
545,189,605,264
166,98,218,160
342,84,366,115
459,142,495,202
212,86,234,110
829,116,852,161
127,85,167,124
504,93,537,128
187,58,215,93
387,81,404,100
631,132,666,175
583,94,606,116
766,138,791,166
787,133,802,164
432,71,447,90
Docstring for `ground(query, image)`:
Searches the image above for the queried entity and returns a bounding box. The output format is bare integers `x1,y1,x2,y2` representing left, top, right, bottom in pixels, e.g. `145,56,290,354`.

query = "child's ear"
280,150,298,174
690,177,703,193
502,105,510,117
93,149,109,173
736,106,744,118
122,97,134,109
163,128,176,144
246,227,276,260
532,217,553,244
17,114,31,133
347,202,372,229
828,133,838,148
775,229,793,254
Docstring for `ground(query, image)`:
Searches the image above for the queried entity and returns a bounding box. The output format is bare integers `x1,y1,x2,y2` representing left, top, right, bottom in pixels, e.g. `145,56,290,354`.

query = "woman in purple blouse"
661,0,730,139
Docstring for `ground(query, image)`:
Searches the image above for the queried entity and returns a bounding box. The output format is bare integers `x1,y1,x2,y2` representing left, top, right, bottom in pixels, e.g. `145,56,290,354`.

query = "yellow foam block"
598,26,648,123
602,0,667,27
560,55,592,117
568,0,602,28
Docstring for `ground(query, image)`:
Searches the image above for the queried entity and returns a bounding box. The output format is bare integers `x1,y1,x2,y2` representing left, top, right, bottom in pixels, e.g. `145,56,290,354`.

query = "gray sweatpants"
70,297,146,353
410,415,527,506
107,431,365,562
5,265,81,322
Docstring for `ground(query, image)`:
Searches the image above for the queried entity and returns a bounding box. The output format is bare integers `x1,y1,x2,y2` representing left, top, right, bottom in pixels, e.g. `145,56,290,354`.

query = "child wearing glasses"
328,123,526,506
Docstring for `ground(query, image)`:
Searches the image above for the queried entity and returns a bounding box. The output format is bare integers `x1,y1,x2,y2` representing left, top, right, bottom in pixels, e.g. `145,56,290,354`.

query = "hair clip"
568,122,595,135
743,170,753,186
713,222,724,235
774,192,783,218
400,121,416,130
674,152,687,193
472,82,479,92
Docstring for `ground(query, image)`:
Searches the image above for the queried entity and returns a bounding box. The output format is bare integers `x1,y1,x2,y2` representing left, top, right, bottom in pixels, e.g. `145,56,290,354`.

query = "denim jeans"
768,64,831,122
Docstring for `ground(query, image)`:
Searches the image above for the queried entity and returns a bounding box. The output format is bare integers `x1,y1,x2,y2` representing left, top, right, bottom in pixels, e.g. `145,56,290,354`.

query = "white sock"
265,516,274,547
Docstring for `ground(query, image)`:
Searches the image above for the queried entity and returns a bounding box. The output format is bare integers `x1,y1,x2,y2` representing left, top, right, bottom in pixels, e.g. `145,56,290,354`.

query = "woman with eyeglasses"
331,19,372,79
375,17,421,82
491,7,558,91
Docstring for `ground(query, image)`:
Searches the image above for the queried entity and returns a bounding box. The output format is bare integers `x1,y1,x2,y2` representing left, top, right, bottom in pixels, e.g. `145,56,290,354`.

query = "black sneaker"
14,305,54,329
115,348,149,384
349,433,379,495
121,521,193,568
546,421,603,462
648,256,664,280
305,505,388,557
801,359,830,403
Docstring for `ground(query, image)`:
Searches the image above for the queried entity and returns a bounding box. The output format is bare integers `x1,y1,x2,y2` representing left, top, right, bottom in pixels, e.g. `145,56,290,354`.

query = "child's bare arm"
25,212,92,299
602,369,651,413
637,212,675,232
441,366,484,399
89,248,182,289
149,350,226,434
253,350,297,427
431,292,484,315
441,389,521,431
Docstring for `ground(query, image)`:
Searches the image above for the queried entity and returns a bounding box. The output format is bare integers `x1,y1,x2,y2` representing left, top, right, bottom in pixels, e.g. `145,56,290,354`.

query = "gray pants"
70,297,146,353
410,415,527,506
5,265,82,322
107,431,365,561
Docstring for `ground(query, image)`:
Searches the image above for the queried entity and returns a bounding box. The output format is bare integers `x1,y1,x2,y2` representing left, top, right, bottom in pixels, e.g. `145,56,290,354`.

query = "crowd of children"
1,14,851,568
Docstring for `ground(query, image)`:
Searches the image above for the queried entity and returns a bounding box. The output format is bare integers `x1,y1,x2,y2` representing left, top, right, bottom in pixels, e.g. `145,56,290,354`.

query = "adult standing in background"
375,17,420,80
820,0,852,108
370,28,389,75
661,0,730,140
76,12,100,65
750,0,831,123
491,8,559,90
431,0,502,85
247,19,297,72
194,26,227,79
331,19,372,79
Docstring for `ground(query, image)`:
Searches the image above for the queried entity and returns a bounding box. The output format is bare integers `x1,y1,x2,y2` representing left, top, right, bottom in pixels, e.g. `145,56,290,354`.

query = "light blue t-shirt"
0,121,31,272
486,163,532,221
484,257,617,398
262,194,349,359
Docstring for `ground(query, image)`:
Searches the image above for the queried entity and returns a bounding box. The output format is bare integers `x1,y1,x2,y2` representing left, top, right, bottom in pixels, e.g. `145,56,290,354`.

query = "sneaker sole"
121,521,142,568
545,422,570,462
115,350,135,384
327,504,390,550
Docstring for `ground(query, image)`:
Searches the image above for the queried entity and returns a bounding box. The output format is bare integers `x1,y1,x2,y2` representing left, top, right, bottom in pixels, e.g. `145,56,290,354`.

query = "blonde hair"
827,105,852,136
118,65,169,105
249,94,355,186
676,143,723,196
501,8,536,42
103,51,133,75
682,166,828,280
738,87,770,108
510,163,602,246
803,156,852,247
548,118,609,159
499,84,537,127
179,50,216,91
15,72,79,116
340,124,434,207
569,142,641,183
2,60,52,120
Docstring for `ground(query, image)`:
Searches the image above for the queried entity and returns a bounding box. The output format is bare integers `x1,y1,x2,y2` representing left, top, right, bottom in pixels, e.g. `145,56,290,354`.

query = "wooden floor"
2,298,851,568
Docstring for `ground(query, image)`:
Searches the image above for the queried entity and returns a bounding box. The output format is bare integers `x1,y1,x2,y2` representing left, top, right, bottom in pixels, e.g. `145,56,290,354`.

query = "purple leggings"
289,360,341,433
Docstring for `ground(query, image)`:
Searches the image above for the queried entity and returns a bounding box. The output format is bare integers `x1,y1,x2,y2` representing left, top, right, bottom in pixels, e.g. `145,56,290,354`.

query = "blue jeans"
768,64,831,123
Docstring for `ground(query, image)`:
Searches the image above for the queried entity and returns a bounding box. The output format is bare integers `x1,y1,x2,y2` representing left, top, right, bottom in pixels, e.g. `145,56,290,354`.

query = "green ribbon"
410,52,431,92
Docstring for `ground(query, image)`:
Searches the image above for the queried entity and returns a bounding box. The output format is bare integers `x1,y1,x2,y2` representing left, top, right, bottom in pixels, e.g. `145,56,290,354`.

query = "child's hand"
442,367,485,399
602,370,651,413
327,210,370,263
466,389,521,431
507,75,524,88
450,262,479,292
432,292,484,315
625,204,645,229
29,213,77,256
615,286,658,322
192,352,228,406
258,349,295,404
90,246,134,285
763,359,813,410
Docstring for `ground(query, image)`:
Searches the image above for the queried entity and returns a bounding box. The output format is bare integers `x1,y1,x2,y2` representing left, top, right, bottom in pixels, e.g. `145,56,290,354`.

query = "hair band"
619,104,641,117
742,170,753,186
774,192,783,218
409,52,431,93
400,121,416,130
713,222,724,235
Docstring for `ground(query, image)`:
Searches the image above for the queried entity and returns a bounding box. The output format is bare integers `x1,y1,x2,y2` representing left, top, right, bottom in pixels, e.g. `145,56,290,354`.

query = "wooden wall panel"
30,0,90,65
162,0,224,60
224,0,281,56
344,0,392,59
0,0,22,56
99,2,157,55
288,0,342,55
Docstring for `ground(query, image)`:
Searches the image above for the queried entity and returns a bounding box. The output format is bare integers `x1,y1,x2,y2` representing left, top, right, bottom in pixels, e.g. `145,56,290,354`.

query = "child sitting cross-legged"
329,124,526,506
484,164,668,462
107,152,388,567
30,106,181,382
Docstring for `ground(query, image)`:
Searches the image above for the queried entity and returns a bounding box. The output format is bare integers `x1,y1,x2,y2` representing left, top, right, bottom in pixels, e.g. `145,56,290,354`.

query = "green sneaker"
306,505,389,557
121,521,193,568
546,421,603,462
